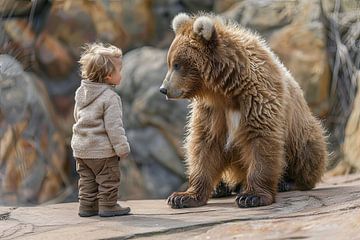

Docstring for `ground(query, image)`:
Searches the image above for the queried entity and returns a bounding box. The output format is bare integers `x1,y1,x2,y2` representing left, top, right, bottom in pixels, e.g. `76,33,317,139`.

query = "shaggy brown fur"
160,13,328,208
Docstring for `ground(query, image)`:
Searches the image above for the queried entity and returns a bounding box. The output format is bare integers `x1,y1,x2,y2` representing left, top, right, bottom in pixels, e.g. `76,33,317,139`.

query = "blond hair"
79,43,122,83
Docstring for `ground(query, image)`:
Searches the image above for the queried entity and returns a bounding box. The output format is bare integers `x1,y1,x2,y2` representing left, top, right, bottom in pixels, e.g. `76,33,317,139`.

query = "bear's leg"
167,144,225,208
290,136,327,191
236,137,284,208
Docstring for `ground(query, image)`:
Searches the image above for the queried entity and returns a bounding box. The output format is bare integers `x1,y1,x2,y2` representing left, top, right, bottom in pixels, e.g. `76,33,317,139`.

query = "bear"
159,13,328,208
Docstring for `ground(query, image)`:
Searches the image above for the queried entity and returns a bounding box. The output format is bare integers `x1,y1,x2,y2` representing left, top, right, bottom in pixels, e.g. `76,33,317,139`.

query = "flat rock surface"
1,174,360,240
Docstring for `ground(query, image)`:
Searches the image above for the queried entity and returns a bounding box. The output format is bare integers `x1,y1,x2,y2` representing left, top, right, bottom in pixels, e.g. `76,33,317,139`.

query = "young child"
71,43,131,217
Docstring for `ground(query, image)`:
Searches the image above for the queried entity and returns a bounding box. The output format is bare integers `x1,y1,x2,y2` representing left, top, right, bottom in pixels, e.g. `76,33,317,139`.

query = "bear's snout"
159,72,183,99
159,86,167,95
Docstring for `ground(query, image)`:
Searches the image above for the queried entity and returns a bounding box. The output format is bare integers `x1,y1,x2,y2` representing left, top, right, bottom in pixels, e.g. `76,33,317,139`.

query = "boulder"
214,0,242,13
106,0,154,50
0,0,48,18
269,21,330,117
343,76,360,171
127,127,184,198
222,0,298,37
1,19,36,71
0,55,68,205
41,1,97,58
35,32,74,78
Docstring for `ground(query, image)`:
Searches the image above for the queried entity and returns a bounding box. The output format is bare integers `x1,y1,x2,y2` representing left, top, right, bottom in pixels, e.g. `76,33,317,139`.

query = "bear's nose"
159,87,167,95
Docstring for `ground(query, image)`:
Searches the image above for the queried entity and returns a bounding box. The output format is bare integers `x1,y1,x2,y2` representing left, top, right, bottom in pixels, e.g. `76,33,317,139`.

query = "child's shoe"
79,202,98,217
99,203,130,217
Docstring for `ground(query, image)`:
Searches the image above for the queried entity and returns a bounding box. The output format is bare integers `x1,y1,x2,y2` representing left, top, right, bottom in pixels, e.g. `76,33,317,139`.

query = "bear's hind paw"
278,180,297,192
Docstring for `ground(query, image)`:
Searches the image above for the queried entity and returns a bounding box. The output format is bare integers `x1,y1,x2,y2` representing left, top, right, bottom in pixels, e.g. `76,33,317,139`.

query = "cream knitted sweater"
71,80,130,159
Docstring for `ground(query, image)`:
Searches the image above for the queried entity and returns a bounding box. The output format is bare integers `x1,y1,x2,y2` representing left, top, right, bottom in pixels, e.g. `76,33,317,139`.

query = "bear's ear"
193,16,214,41
172,13,191,34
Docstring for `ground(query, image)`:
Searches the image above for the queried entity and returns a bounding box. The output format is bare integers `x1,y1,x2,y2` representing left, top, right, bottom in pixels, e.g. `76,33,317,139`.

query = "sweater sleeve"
104,94,130,157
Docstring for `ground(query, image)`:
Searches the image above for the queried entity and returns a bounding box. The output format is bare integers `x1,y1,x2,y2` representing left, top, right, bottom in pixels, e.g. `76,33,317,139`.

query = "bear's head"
160,13,244,100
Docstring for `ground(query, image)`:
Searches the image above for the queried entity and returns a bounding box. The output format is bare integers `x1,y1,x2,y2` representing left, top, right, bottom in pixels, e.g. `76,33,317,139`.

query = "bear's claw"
235,194,261,208
167,192,205,208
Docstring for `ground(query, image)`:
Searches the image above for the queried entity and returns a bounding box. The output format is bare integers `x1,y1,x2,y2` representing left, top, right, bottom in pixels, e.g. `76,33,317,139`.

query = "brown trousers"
75,156,120,207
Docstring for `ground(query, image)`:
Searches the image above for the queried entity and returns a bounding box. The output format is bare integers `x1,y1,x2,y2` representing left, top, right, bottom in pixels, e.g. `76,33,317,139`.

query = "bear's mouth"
163,89,185,100
165,94,184,100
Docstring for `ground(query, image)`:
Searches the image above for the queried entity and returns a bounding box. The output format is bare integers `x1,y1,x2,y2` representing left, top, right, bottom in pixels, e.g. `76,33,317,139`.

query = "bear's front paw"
167,192,206,209
235,193,272,208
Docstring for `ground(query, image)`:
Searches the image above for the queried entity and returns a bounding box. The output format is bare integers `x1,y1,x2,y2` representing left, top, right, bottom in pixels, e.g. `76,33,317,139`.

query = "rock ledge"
1,174,359,240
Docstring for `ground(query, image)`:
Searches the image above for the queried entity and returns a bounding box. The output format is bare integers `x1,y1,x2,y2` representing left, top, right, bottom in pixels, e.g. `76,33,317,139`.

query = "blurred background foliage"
0,0,359,206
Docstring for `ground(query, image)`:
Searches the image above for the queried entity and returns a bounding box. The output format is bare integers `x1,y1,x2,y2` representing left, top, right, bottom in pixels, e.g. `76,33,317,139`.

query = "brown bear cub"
160,13,328,208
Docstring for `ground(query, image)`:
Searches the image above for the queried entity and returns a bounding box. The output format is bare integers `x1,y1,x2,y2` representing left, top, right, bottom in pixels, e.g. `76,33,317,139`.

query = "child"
71,43,131,217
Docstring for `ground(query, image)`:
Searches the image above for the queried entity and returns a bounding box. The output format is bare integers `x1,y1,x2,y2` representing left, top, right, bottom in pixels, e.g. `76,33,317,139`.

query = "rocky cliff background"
0,0,359,205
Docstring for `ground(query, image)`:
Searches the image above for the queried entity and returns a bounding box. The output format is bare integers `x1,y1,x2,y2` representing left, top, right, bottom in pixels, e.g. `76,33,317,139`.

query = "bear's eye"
173,63,180,70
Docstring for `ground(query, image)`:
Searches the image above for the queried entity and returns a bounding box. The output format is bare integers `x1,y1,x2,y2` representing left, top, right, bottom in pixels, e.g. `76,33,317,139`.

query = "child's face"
106,58,122,85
